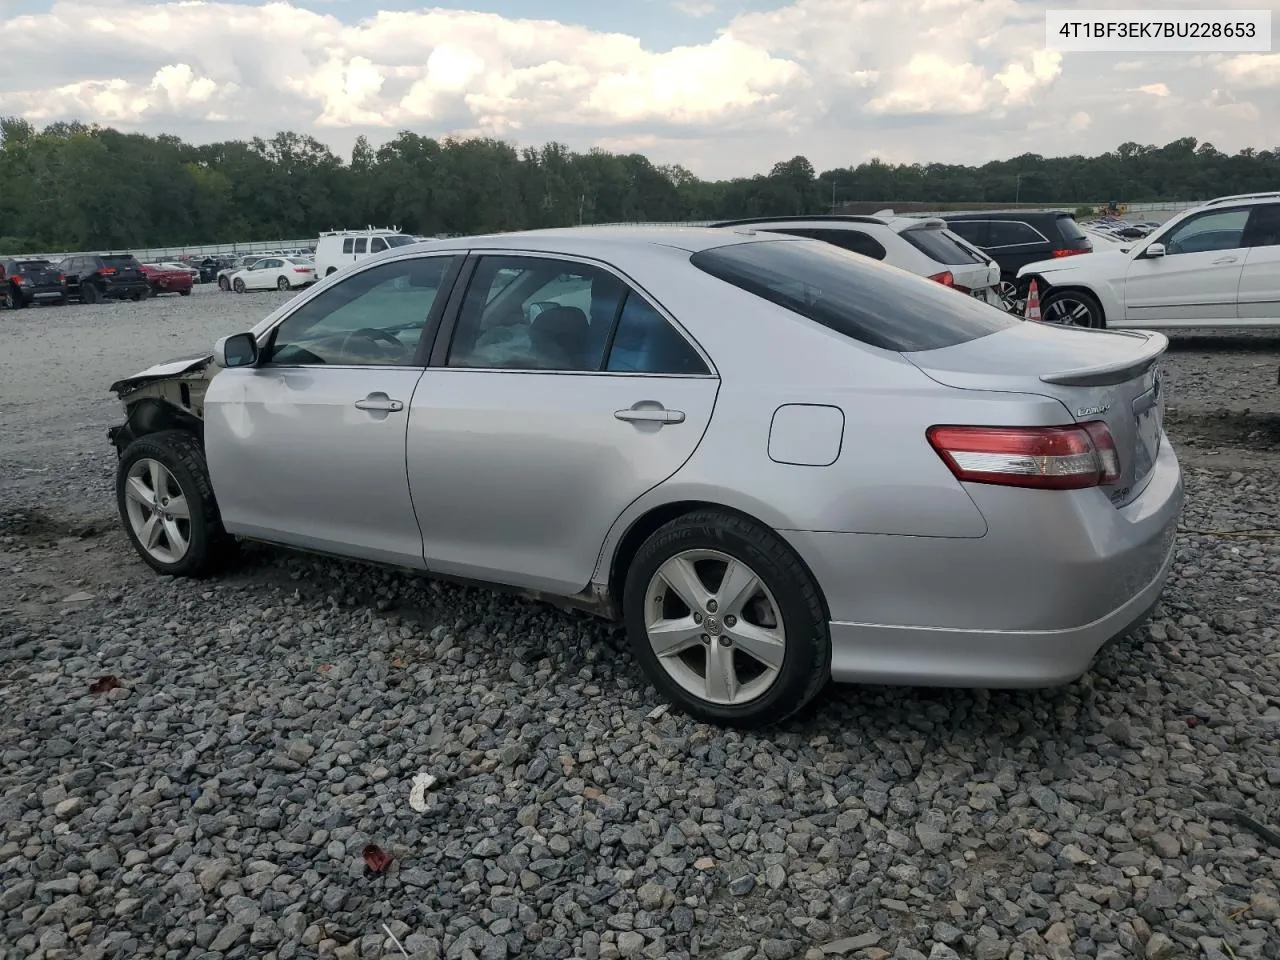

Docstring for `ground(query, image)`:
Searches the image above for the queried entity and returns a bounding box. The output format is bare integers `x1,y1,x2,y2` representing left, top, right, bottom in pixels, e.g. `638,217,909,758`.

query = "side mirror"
213,332,259,369
1143,243,1166,258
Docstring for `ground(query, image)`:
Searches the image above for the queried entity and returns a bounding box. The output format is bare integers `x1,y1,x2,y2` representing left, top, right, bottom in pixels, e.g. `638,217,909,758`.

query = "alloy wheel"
642,549,786,706
1043,295,1095,327
123,458,192,564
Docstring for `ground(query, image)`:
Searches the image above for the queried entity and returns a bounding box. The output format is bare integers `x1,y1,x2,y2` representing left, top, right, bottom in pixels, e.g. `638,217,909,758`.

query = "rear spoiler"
897,217,947,231
1039,331,1168,387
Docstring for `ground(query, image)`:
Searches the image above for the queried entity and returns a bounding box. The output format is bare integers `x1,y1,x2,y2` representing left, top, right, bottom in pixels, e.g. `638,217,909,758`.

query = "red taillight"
12,275,23,285
294,267,310,273
58,273,65,284
927,422,1121,490
99,267,116,275
927,271,971,293
1052,248,1089,258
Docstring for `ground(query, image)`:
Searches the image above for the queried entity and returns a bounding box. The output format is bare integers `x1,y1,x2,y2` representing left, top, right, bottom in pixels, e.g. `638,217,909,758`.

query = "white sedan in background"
229,257,317,293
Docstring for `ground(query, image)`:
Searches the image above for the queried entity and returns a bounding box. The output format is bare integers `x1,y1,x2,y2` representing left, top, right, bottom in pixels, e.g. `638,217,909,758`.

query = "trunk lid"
903,322,1167,508
101,255,146,282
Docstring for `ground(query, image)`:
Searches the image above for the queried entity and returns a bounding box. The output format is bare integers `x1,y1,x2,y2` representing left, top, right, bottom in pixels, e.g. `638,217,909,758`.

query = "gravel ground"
2,290,1280,960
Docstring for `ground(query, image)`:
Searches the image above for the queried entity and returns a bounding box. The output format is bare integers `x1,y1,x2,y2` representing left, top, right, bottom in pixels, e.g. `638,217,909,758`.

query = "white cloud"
0,0,1275,179
1217,53,1280,88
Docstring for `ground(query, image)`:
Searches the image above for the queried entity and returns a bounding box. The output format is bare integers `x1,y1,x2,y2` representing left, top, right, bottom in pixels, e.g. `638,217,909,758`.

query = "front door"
203,252,463,567
1122,206,1250,324
406,253,720,596
1238,203,1280,323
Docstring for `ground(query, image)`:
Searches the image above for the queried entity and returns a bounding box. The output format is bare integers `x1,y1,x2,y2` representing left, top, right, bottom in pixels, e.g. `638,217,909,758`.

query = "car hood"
109,353,213,395
1019,248,1130,277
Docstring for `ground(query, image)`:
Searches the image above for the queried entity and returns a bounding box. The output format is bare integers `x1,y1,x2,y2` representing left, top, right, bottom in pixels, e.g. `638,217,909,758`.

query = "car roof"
399,225,786,256
941,210,1072,221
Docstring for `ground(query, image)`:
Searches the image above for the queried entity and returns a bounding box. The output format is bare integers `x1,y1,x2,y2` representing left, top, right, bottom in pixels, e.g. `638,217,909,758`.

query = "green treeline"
0,116,1275,253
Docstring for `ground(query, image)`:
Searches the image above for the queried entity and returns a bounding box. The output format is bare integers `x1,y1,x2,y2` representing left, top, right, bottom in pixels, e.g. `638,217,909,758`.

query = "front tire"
622,510,830,728
116,430,235,578
179,289,192,296
1041,288,1105,328
233,278,246,293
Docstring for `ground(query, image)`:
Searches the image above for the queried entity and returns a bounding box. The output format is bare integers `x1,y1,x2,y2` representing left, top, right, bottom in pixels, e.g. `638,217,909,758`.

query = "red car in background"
140,263,194,297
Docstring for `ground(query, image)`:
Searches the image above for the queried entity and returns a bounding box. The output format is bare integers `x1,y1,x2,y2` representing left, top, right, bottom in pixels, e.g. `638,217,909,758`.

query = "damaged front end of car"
107,354,216,456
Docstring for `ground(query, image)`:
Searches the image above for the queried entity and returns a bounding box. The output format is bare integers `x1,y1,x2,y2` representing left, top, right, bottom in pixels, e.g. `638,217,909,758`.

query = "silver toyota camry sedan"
107,226,1183,727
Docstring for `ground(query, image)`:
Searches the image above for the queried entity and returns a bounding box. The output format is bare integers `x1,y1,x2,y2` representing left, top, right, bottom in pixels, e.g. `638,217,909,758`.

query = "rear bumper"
784,435,1183,688
99,281,150,298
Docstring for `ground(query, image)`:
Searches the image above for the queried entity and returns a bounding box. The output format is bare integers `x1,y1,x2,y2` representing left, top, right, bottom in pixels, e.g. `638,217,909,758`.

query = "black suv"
58,254,151,304
941,211,1093,298
1,257,68,308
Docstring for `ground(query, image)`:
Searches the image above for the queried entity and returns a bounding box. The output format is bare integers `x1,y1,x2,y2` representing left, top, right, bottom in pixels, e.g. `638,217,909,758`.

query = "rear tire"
325,267,337,276
218,276,230,292
1041,288,1105,329
277,276,290,291
81,282,100,305
116,430,236,578
5,286,24,309
179,289,192,297
622,510,831,728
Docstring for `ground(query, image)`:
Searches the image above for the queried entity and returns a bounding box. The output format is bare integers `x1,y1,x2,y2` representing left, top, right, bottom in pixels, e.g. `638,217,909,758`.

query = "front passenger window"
264,255,458,367
1162,209,1250,255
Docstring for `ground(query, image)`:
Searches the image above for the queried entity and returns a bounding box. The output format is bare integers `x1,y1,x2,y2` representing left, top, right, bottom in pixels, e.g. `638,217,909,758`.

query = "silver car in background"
107,226,1183,727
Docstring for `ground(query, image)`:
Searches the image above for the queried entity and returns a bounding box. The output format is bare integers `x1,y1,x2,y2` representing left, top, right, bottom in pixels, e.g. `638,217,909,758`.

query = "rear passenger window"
371,238,387,253
987,221,1045,246
342,239,354,254
946,220,989,246
354,239,368,254
606,294,709,375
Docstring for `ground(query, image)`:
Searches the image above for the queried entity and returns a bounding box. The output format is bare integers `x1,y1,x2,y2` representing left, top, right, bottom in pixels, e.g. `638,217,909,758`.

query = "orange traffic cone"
1024,278,1041,322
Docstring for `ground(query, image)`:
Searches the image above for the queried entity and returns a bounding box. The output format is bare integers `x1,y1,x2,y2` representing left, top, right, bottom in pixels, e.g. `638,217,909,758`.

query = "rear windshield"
900,227,987,265
690,239,1019,353
103,255,140,267
15,260,53,271
1055,215,1087,242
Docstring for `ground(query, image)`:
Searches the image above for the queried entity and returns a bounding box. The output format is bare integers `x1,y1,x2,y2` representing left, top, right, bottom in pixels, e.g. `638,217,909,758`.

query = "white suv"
314,227,418,279
713,214,1005,308
1017,192,1280,329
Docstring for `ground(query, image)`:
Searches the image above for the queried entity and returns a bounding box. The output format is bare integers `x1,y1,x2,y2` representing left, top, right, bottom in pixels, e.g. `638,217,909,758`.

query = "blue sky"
2,0,1276,178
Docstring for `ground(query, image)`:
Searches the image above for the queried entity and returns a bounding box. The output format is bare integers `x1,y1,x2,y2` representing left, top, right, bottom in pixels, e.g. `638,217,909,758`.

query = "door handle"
615,407,685,424
355,394,404,412
1212,256,1238,264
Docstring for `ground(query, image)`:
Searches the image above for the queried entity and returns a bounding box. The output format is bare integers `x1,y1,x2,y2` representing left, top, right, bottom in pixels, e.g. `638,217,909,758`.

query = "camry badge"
1077,403,1111,417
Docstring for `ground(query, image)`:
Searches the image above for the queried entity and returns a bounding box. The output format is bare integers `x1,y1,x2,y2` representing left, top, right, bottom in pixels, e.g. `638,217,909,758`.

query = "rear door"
1237,203,1280,322
405,252,720,596
1122,206,1250,323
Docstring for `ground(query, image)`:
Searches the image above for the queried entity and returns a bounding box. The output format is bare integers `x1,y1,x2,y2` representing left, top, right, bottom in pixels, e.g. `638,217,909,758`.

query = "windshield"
384,235,416,248
690,238,1018,353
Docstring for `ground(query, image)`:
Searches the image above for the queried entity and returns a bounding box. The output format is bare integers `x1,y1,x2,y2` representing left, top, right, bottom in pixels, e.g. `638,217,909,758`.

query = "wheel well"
605,500,832,622
111,398,203,456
